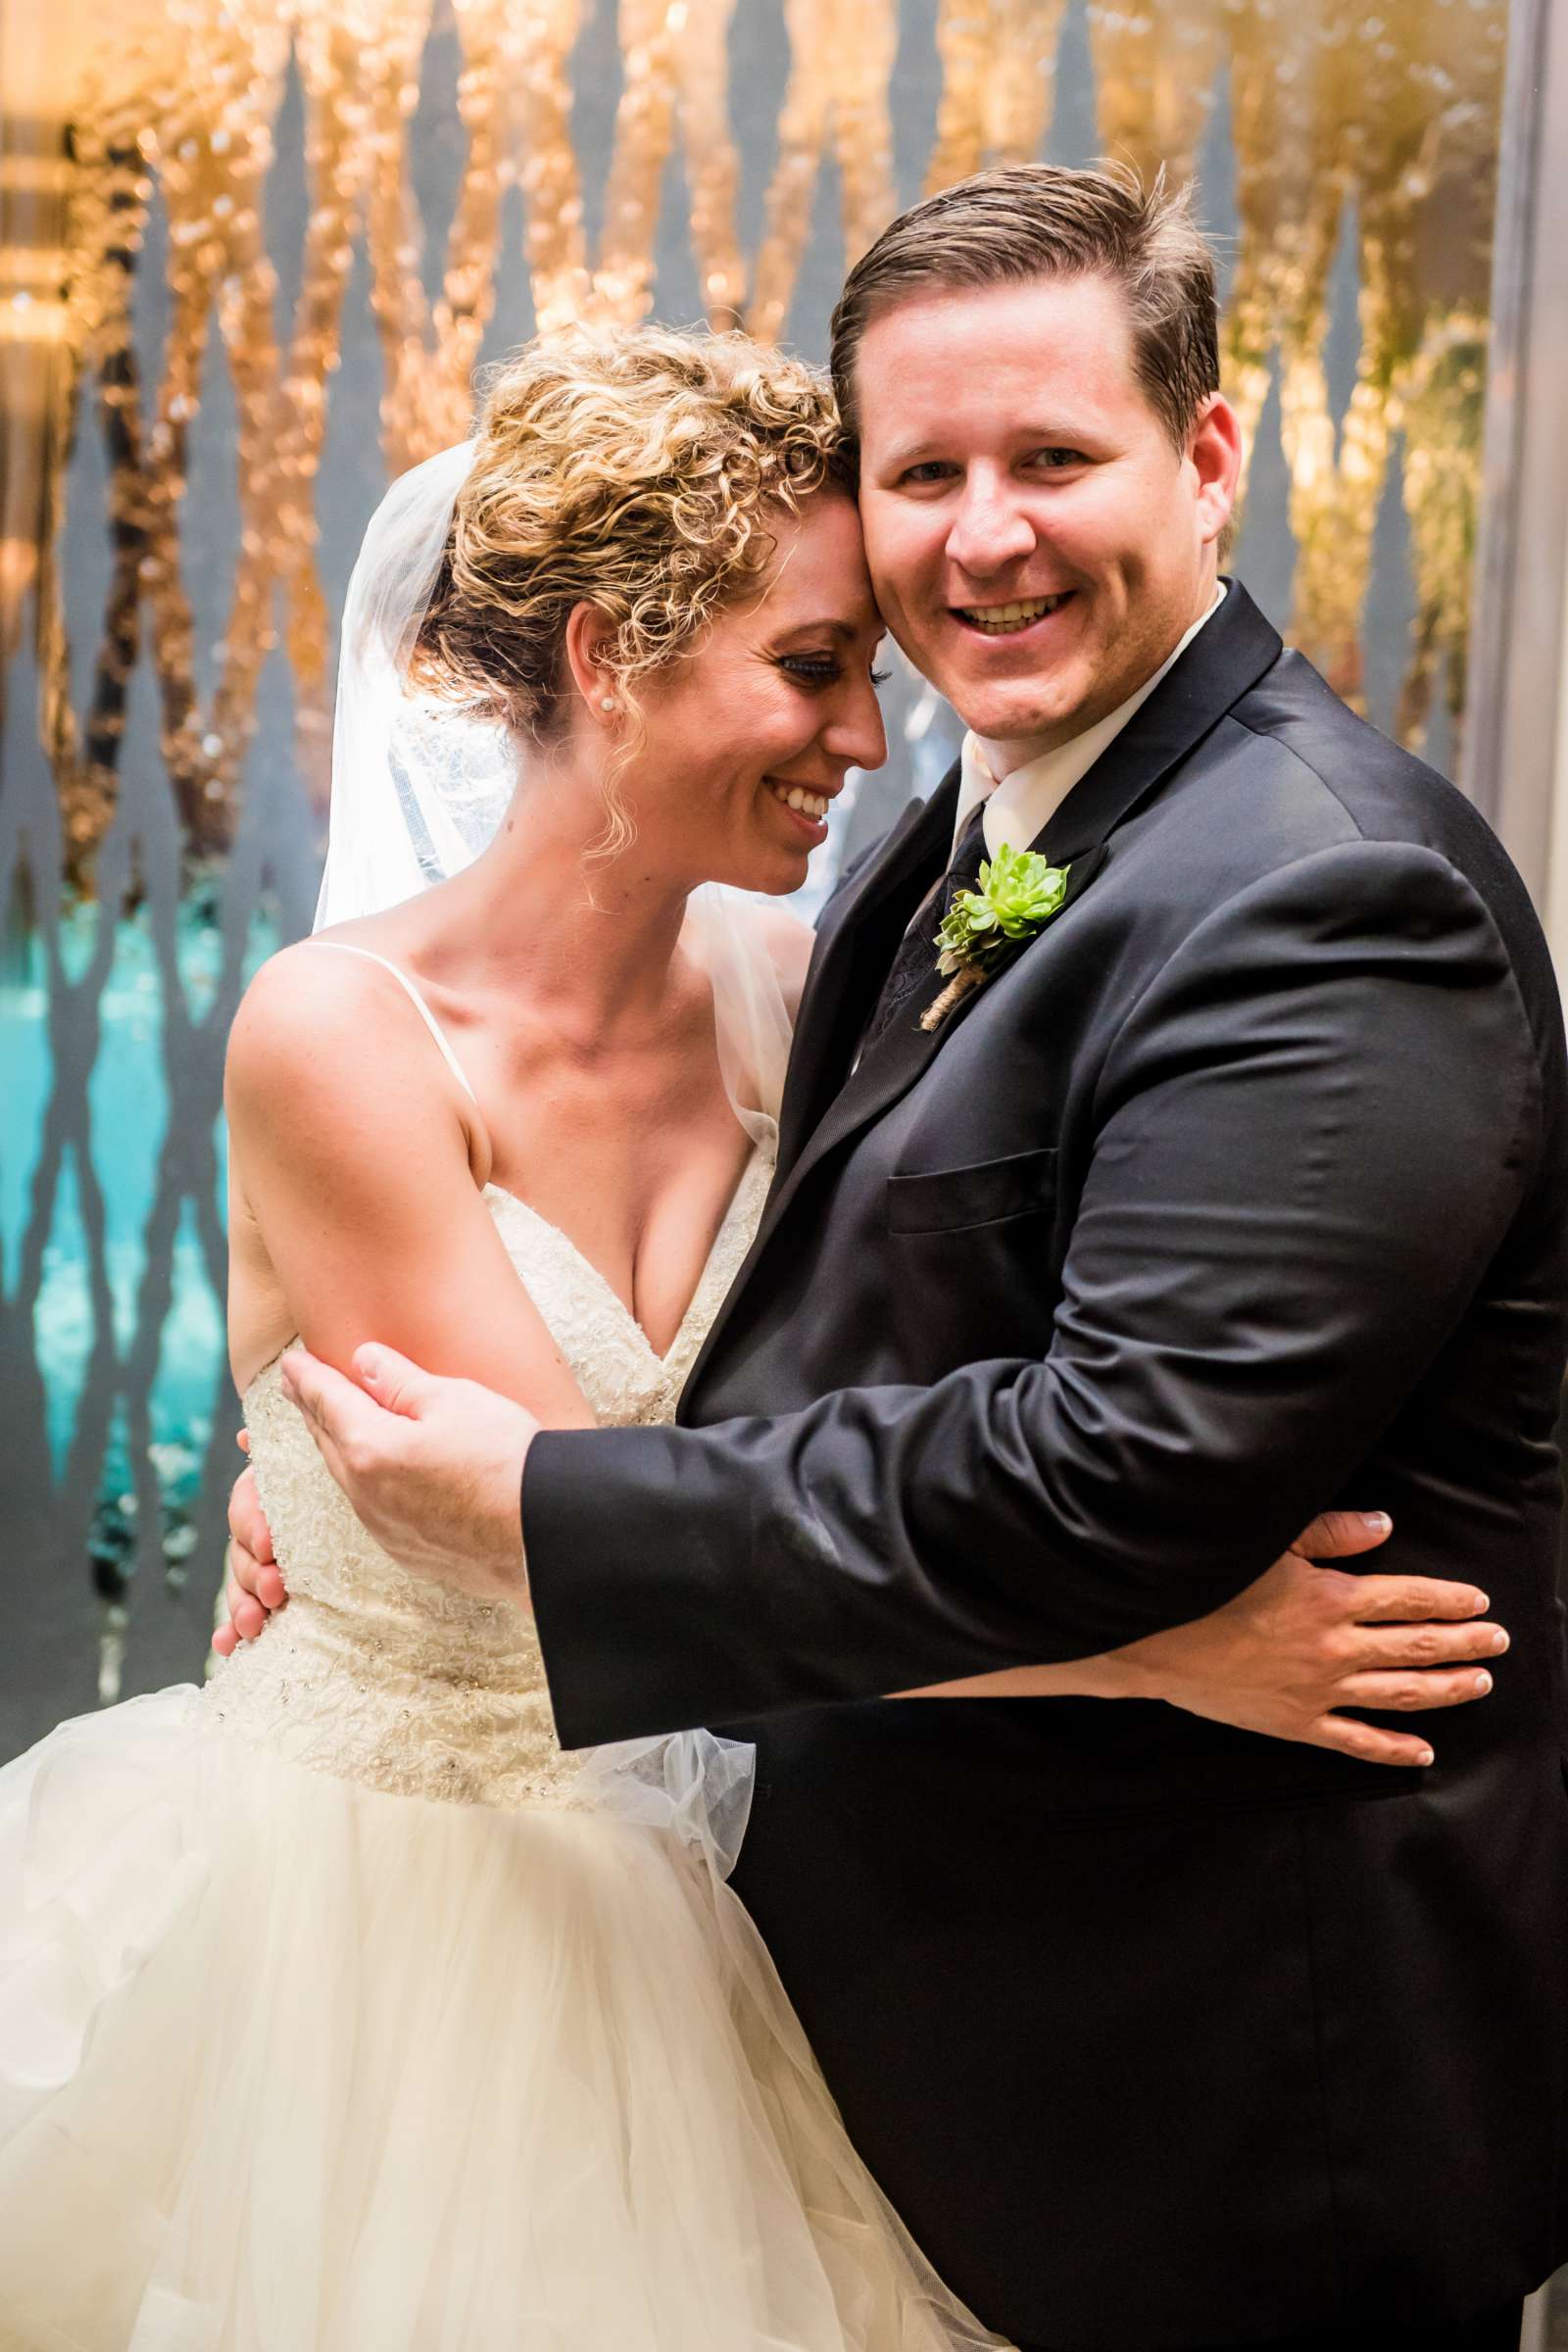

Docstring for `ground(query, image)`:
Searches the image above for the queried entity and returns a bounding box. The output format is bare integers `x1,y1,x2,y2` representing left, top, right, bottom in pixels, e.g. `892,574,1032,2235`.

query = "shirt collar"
952,583,1227,860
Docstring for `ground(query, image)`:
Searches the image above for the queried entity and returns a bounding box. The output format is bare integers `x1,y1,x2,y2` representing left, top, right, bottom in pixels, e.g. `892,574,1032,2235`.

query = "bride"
0,325,1495,2349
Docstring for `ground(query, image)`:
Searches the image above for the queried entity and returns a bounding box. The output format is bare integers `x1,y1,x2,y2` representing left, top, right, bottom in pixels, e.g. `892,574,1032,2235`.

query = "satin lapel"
772,773,960,1181
1036,579,1282,866
756,840,1109,1251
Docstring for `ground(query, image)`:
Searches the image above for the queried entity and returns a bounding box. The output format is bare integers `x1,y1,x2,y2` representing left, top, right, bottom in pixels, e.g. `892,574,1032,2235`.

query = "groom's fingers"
280,1349,383,1488
227,1467,274,1569
352,1343,436,1419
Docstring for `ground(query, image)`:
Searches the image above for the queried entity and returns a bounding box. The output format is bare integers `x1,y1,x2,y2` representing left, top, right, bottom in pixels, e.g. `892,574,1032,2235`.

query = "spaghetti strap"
304,940,478,1104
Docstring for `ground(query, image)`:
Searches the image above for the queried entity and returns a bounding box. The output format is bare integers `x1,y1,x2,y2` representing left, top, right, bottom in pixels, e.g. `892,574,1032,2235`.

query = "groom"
244,169,1568,2348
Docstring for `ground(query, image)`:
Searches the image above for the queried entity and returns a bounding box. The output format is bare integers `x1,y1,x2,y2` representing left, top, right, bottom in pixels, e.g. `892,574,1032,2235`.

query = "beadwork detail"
205,1139,774,1807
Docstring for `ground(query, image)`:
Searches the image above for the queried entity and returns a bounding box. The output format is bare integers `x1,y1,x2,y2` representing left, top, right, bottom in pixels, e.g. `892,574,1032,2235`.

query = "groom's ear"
1189,393,1243,556
562,603,622,718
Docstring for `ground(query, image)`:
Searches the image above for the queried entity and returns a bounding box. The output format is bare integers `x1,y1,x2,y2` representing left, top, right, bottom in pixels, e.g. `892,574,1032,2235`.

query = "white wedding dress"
0,1000,1001,2350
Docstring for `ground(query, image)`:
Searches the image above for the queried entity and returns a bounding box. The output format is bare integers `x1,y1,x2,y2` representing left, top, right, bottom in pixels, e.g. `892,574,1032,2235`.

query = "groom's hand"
214,1448,287,1655
1112,1512,1508,1767
273,1344,539,1606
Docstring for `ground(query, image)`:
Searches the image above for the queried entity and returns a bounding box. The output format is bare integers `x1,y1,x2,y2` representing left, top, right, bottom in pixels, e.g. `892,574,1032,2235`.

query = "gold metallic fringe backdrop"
2,0,1505,891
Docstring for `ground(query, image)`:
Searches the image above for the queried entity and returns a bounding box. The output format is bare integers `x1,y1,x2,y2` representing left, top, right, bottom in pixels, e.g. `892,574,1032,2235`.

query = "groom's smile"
952,589,1076,636
851,270,1240,769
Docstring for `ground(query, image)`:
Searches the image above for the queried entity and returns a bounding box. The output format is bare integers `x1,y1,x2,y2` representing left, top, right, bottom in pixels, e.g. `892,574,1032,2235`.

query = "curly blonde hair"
411,325,852,760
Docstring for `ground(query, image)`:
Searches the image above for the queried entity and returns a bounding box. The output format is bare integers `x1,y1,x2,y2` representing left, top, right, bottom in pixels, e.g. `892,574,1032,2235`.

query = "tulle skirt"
0,1689,1001,2351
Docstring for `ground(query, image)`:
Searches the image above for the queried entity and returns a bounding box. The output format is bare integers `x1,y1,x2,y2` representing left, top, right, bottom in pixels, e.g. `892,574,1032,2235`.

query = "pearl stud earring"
600,696,616,712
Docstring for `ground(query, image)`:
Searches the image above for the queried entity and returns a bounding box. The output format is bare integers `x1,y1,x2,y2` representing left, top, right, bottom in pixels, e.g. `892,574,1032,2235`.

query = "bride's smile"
595,486,888,899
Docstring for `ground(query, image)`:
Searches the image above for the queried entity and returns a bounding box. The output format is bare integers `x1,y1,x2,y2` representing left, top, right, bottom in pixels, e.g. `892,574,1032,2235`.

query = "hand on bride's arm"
214,1353,541,1647
280,1344,539,1604
906,1511,1507,1768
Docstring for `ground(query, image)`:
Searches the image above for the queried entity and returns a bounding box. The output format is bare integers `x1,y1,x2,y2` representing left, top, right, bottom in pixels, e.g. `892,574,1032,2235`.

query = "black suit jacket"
525,585,1568,2348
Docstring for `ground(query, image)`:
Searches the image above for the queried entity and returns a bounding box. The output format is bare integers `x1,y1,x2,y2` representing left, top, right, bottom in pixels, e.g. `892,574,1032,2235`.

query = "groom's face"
853,270,1238,760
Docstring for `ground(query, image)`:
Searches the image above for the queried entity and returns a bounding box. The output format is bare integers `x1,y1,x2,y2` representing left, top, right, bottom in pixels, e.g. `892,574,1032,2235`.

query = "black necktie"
861,804,990,1051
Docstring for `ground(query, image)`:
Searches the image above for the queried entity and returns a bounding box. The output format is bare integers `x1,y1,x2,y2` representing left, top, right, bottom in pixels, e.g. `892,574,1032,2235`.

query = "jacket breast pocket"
886,1145,1058,1236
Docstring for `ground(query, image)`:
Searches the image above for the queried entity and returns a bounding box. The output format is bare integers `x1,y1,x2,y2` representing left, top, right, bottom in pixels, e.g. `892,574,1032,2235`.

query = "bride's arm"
216,907,805,1653
892,1511,1499,1764
224,947,596,1431
897,1523,1398,1700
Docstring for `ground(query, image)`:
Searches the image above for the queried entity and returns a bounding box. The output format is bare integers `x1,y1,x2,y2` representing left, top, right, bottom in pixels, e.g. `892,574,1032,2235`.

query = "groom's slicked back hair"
829,163,1220,458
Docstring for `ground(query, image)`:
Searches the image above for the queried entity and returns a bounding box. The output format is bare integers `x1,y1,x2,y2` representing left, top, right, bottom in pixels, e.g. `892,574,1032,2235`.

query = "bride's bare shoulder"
227,940,384,1096
225,936,467,1154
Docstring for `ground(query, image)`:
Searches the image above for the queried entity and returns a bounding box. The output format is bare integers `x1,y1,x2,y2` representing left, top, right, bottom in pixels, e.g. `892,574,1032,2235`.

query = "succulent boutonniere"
921,842,1071,1031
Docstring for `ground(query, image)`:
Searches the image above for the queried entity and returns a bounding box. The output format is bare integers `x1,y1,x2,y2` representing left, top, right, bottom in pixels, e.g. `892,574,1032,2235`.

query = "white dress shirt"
951,585,1227,860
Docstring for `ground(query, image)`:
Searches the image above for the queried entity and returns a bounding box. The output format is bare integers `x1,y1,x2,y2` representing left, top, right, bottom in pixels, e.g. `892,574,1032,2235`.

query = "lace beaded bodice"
205,1141,773,1807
